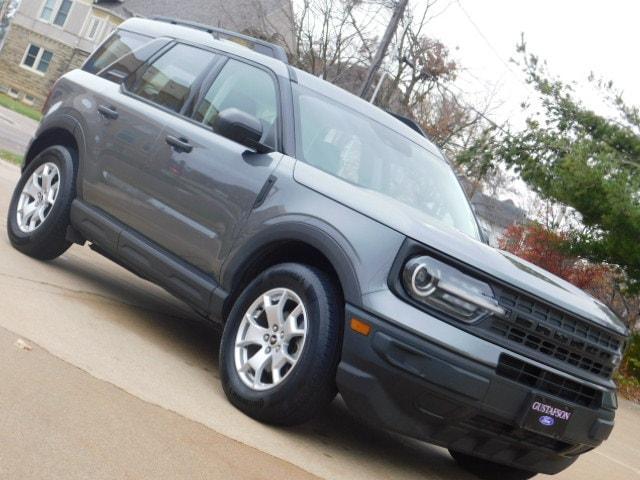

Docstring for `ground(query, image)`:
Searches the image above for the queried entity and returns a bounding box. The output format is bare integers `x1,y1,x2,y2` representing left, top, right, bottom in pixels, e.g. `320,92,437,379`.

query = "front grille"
497,354,602,408
463,414,573,453
485,287,623,379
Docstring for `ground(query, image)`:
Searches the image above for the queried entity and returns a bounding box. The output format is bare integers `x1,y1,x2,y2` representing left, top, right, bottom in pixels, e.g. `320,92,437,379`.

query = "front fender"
220,216,363,305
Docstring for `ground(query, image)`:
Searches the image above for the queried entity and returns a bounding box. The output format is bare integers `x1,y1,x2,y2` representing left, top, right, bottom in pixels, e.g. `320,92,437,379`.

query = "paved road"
0,160,638,479
0,105,38,155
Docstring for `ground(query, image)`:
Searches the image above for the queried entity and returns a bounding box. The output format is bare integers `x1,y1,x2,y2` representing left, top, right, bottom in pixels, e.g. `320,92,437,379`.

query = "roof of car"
118,18,290,77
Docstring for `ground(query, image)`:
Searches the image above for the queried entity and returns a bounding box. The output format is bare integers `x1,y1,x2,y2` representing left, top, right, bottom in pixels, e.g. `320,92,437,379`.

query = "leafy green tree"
459,40,640,292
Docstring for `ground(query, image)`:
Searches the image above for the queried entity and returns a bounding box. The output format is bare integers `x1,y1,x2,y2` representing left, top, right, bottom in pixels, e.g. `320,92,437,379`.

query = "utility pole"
359,0,409,99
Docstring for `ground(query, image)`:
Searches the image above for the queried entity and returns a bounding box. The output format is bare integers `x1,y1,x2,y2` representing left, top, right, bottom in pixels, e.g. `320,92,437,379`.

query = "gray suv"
7,17,629,480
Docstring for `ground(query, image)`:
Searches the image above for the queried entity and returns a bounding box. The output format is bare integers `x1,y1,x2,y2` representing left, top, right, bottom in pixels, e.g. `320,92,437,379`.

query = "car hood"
294,162,628,335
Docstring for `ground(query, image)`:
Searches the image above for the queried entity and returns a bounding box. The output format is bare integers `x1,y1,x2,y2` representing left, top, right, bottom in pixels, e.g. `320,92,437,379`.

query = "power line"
455,0,520,79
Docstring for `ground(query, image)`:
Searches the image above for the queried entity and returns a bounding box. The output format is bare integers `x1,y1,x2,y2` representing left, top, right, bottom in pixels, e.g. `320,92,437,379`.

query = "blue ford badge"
539,415,555,427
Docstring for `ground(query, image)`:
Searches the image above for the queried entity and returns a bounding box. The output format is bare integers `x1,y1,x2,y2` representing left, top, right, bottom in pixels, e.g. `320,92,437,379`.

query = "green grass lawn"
0,150,23,166
0,93,42,122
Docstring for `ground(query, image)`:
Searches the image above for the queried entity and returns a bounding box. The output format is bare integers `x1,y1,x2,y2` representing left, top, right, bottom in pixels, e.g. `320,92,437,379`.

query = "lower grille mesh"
497,354,602,408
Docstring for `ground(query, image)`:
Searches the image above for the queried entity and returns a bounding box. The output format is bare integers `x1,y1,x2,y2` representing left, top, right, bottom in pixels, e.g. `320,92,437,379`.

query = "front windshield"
293,85,480,239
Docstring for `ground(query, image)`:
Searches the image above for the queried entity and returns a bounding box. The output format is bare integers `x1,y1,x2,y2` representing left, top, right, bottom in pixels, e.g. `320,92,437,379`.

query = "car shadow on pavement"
43,250,476,480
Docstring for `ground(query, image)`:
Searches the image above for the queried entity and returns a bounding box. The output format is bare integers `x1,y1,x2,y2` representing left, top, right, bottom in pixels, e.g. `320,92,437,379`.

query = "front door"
144,57,283,275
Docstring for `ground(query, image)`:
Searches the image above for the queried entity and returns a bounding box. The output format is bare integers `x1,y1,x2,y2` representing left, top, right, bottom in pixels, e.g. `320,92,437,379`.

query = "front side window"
83,30,151,74
132,44,217,113
22,44,54,74
293,85,480,239
40,0,73,27
194,59,278,147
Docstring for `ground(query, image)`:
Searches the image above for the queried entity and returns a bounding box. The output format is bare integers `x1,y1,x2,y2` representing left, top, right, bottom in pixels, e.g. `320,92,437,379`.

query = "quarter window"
132,44,217,113
22,44,54,74
194,59,278,147
40,0,73,27
83,30,151,74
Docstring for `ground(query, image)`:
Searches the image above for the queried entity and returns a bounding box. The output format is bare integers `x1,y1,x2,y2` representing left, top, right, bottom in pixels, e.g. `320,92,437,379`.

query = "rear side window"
131,44,217,113
193,59,279,147
83,30,151,74
98,38,172,83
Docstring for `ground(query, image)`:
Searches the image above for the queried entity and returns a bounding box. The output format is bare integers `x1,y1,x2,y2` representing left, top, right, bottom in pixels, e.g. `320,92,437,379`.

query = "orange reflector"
350,318,371,336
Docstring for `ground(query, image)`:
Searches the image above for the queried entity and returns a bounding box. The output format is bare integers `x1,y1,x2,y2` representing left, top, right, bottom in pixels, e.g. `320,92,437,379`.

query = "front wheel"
220,263,343,426
7,146,76,260
449,450,538,480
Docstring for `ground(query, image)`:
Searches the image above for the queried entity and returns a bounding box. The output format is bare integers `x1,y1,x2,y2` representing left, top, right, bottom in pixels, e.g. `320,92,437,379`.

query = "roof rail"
151,16,289,64
387,111,427,137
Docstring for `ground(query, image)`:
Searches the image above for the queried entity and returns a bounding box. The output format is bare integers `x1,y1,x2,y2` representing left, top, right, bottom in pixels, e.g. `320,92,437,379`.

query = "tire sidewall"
7,146,75,247
220,264,338,408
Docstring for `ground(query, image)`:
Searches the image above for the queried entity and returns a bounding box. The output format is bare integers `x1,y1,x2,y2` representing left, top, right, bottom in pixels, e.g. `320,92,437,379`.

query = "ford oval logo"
539,415,555,427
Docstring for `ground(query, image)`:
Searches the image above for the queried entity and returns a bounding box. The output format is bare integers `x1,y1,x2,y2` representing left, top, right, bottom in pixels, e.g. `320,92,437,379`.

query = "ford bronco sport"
7,17,629,479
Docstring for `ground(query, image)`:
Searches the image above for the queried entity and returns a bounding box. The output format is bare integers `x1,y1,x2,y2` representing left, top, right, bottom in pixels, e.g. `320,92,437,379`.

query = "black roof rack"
387,111,427,138
151,16,289,64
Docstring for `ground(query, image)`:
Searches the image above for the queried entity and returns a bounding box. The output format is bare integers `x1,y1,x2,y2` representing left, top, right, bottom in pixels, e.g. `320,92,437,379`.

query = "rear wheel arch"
24,117,84,174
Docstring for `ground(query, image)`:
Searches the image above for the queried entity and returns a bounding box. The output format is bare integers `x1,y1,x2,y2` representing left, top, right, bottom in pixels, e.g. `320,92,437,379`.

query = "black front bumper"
337,305,616,475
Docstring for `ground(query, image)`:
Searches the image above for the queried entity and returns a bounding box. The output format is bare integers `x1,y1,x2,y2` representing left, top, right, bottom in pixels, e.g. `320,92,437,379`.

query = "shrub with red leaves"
498,224,608,291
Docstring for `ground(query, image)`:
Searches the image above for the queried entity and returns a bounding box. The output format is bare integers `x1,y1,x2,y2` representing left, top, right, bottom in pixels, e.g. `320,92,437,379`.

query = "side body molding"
70,200,227,318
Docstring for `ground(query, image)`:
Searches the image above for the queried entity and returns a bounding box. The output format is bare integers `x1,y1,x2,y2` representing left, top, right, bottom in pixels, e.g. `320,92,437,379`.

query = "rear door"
140,57,284,275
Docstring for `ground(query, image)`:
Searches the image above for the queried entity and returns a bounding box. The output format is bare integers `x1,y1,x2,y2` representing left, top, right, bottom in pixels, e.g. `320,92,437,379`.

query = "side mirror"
213,108,273,153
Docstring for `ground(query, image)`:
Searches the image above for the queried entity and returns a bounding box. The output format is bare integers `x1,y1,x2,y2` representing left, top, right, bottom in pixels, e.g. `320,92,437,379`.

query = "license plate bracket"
520,395,574,439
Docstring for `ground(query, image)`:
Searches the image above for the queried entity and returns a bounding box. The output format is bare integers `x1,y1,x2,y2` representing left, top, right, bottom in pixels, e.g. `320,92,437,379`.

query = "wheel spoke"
248,348,271,387
37,206,46,224
263,294,283,329
20,201,38,223
236,315,268,347
47,183,59,205
283,305,304,341
42,165,53,190
22,175,41,199
271,349,287,371
271,365,282,384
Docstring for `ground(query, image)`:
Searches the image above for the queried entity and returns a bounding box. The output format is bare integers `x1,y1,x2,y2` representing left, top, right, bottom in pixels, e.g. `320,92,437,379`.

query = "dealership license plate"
521,395,574,438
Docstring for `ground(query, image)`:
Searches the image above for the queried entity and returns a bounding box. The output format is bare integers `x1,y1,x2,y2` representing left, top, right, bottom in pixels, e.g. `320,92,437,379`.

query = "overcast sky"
421,0,640,127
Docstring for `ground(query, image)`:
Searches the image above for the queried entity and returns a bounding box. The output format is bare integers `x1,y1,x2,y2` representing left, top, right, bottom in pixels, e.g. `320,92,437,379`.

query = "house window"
39,0,73,27
7,87,20,98
85,16,104,41
23,95,36,106
22,44,54,74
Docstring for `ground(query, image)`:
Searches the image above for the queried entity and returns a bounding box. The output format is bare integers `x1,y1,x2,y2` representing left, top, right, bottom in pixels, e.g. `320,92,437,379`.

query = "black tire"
220,263,343,426
449,450,538,480
7,146,76,260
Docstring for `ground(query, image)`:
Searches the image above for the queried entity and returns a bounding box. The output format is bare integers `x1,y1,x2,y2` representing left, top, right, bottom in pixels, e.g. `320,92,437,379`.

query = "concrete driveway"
0,160,638,479
0,105,38,155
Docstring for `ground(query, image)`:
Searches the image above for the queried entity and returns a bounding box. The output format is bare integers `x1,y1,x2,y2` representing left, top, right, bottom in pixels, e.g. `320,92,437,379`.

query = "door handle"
98,104,119,120
166,135,193,153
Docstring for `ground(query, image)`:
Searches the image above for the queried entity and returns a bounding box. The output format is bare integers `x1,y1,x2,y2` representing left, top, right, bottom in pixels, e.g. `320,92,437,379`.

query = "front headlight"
402,256,506,322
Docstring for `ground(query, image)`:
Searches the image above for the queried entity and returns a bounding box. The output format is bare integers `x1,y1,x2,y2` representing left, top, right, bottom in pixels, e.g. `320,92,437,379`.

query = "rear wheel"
449,450,538,480
220,263,342,426
7,146,76,260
